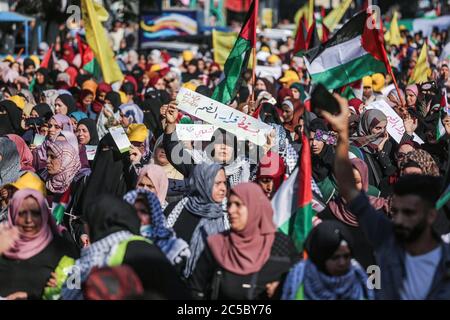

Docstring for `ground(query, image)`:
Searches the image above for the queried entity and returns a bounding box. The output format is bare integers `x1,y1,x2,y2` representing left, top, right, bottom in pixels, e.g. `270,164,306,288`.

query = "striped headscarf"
45,140,81,193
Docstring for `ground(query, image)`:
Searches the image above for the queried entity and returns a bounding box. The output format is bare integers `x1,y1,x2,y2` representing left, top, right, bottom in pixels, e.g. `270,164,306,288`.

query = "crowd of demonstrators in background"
0,5,450,300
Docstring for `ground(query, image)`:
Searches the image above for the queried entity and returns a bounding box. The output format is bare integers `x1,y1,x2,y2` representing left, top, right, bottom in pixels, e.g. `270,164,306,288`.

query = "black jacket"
0,235,79,299
188,232,299,300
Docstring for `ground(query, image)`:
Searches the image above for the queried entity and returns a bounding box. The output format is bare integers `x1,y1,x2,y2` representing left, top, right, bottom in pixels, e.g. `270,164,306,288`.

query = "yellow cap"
9,172,46,196
260,46,271,53
118,91,127,104
30,55,40,68
3,55,15,63
399,25,407,31
371,73,386,92
127,124,149,143
182,50,194,62
82,79,98,96
362,76,373,88
150,64,162,73
182,81,198,91
268,54,281,65
279,70,300,85
8,95,26,110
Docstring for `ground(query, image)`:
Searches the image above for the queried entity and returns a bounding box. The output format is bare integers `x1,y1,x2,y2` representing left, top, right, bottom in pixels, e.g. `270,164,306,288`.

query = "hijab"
44,140,81,194
350,109,387,154
57,94,77,115
32,103,53,120
139,98,164,138
85,194,140,243
207,182,276,275
119,103,144,124
328,158,386,227
4,188,59,260
0,137,21,186
0,99,23,135
70,111,88,123
136,164,168,205
6,134,35,172
77,118,99,145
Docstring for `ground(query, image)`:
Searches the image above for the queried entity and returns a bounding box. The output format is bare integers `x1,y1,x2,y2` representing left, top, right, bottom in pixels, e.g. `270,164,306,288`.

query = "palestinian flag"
306,19,321,50
76,33,101,79
271,133,326,252
293,16,307,57
304,11,389,90
211,0,258,104
52,187,71,225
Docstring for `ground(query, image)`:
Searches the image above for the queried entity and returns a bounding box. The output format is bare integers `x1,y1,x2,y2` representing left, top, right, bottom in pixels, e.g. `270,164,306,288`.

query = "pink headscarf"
52,114,74,132
137,164,168,205
6,134,35,172
207,182,276,275
4,188,59,260
406,84,419,97
45,140,81,194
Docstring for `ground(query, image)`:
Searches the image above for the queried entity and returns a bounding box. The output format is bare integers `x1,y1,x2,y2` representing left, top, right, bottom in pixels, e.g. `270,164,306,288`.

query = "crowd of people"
0,7,449,300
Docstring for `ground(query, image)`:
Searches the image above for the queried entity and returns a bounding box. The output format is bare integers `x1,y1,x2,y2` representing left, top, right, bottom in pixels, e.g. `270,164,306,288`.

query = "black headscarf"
139,98,164,138
57,94,77,114
33,68,49,93
85,194,140,242
305,221,354,275
32,103,53,121
77,133,137,216
0,100,23,135
259,102,282,125
206,128,238,163
105,91,121,113
77,118,99,145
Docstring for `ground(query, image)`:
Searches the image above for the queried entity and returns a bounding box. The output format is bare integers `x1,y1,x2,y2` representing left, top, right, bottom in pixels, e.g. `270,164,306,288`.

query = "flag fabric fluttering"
409,42,431,84
293,16,308,57
211,0,258,104
323,0,353,32
212,30,238,67
40,44,55,69
81,0,123,84
385,11,402,46
304,11,389,90
271,133,325,252
76,33,101,79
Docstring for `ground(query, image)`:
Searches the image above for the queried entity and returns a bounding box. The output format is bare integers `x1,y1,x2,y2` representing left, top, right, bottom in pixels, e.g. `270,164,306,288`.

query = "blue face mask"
140,225,153,238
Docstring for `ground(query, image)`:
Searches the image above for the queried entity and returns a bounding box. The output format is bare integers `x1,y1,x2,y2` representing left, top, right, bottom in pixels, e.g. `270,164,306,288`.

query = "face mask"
140,225,153,238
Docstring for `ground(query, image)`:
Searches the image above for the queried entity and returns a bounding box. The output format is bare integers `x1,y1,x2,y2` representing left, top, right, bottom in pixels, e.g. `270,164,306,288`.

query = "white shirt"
400,246,442,300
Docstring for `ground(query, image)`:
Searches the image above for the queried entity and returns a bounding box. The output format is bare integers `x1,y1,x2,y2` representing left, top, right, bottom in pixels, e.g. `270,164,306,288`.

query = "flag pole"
251,47,257,102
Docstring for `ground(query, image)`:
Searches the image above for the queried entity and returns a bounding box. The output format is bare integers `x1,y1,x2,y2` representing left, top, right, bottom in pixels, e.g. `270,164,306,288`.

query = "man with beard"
321,94,450,300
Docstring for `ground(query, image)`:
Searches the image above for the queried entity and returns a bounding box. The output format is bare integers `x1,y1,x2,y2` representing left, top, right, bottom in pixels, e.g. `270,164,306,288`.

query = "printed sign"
85,145,97,161
109,126,131,153
176,88,273,146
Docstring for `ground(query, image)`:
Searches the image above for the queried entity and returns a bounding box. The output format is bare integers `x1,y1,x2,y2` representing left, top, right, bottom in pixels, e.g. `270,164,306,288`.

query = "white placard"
365,100,424,144
176,124,216,141
108,126,131,153
33,134,46,146
176,88,273,146
85,145,97,161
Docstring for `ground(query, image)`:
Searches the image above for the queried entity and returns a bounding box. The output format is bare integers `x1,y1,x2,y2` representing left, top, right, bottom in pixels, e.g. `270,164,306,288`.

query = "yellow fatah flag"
386,11,402,46
409,42,432,84
213,30,238,68
323,0,353,32
294,3,309,27
308,0,314,28
81,0,123,84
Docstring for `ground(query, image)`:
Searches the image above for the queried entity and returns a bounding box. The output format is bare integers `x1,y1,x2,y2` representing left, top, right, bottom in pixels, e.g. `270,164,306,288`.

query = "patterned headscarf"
0,137,21,186
45,140,81,193
119,103,144,124
400,149,440,176
350,109,387,154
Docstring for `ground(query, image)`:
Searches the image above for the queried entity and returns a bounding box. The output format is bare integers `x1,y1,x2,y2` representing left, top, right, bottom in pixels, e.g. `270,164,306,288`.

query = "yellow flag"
323,0,353,32
386,11,402,46
308,0,314,28
81,0,124,84
212,30,238,68
409,43,431,84
294,3,309,27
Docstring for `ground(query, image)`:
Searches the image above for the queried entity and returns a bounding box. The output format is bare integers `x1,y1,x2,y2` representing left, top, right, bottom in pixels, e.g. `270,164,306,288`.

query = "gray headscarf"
0,137,21,186
183,162,226,277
